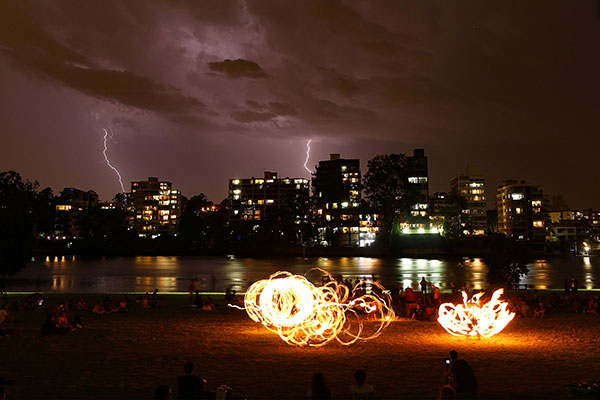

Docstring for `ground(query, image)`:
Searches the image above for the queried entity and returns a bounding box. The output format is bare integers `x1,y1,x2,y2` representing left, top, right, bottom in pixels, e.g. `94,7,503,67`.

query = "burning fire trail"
238,269,394,346
303,139,313,174
102,127,125,193
437,289,515,337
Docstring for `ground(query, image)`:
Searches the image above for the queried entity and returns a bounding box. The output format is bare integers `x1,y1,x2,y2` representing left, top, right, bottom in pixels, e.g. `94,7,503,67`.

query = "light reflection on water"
5,255,599,293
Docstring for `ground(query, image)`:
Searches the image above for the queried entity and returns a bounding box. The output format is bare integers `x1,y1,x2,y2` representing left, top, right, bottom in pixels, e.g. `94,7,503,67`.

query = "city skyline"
1,1,599,208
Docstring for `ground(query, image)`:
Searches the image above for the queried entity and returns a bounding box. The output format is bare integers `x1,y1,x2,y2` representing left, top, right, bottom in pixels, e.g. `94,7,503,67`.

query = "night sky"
1,1,599,208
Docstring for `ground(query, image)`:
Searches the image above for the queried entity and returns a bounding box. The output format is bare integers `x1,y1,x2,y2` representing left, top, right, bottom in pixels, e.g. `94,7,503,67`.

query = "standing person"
433,284,441,307
308,373,332,400
350,369,374,400
177,361,206,399
571,276,579,294
564,278,571,294
420,277,428,294
448,350,478,396
188,279,196,303
404,287,417,317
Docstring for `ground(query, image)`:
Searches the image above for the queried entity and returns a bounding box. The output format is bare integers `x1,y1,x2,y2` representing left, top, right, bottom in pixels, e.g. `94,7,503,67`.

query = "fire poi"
237,269,395,346
437,288,515,337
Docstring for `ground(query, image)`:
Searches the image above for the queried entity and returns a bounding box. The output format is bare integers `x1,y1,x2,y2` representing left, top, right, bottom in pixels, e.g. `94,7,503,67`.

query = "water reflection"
6,255,599,293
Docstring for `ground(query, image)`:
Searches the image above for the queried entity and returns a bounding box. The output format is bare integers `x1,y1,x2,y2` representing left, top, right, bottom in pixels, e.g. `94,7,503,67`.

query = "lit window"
266,199,274,204
341,202,349,208
533,221,544,228
232,180,240,185
511,193,524,200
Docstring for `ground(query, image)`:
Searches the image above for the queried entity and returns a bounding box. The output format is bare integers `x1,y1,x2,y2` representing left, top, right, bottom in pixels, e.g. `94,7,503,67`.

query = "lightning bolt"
103,128,125,193
303,139,313,175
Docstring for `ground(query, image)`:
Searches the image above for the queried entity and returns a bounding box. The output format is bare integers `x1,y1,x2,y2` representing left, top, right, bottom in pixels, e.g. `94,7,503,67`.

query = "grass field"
1,293,599,399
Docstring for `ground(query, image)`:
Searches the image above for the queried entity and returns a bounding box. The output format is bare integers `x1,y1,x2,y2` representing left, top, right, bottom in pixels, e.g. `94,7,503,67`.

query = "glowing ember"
437,289,515,337
239,269,394,346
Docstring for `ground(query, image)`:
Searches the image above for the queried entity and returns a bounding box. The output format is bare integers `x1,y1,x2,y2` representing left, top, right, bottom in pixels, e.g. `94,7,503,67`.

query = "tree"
547,194,569,211
0,171,55,288
364,154,413,246
485,235,529,287
439,193,468,239
112,192,127,207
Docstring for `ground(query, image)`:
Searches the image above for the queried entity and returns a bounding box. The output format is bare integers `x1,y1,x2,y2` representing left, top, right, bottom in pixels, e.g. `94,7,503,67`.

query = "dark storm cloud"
1,0,599,208
208,59,268,79
0,0,201,113
231,110,276,123
268,102,297,116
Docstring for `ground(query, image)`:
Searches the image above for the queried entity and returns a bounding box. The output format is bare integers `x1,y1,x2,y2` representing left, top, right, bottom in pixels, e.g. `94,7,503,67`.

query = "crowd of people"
1,274,599,399
152,353,476,400
0,289,169,340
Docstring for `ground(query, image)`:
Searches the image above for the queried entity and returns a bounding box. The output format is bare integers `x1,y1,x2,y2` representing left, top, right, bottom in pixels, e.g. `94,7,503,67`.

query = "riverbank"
1,293,599,399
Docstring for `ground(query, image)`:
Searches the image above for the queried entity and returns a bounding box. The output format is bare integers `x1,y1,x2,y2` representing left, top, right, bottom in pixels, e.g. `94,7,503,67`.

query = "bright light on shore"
437,289,515,337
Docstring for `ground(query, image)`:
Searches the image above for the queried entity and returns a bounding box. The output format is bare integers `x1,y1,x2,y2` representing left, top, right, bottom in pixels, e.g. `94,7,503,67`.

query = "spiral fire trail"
238,269,394,347
437,288,515,337
102,128,125,193
303,139,313,174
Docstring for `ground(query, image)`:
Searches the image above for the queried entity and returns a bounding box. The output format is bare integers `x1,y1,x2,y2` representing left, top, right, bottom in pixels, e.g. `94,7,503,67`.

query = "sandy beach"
1,293,599,399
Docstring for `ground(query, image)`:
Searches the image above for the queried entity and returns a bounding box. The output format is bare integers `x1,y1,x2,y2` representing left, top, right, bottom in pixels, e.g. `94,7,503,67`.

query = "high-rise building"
496,180,545,241
228,171,309,222
127,177,182,238
402,149,435,233
450,166,487,235
54,188,99,238
312,154,362,246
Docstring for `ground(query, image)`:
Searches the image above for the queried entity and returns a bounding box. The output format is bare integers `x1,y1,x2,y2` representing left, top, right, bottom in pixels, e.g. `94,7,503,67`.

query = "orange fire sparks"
437,289,515,337
240,269,394,346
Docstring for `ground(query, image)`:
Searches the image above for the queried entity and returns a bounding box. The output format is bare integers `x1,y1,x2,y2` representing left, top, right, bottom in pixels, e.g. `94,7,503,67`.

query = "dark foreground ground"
1,294,599,399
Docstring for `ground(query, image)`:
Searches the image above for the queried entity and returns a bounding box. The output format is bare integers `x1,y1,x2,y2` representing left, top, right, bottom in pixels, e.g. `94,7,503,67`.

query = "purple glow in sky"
1,0,599,208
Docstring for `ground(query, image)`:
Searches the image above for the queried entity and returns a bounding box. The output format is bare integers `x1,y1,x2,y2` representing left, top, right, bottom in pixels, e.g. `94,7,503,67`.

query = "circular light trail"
240,269,395,347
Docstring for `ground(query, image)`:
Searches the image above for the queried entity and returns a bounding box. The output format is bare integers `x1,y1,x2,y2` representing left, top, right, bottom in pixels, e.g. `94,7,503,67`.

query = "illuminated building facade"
496,180,545,241
312,154,363,246
450,166,487,235
228,171,309,222
127,177,182,238
54,188,99,238
402,149,436,234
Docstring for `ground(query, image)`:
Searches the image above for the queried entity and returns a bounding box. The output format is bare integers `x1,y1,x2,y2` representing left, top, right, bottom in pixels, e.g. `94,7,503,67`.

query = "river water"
4,255,599,293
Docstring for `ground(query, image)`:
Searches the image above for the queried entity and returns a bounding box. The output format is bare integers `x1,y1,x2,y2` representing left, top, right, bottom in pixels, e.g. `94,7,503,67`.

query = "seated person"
142,295,152,309
92,301,106,315
534,301,546,319
202,296,215,311
55,312,71,334
350,369,374,400
438,385,456,399
448,350,478,395
585,297,598,314
76,297,88,311
410,303,425,321
177,361,207,399
117,297,128,313
0,304,17,338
